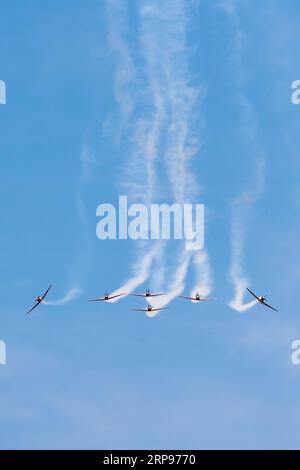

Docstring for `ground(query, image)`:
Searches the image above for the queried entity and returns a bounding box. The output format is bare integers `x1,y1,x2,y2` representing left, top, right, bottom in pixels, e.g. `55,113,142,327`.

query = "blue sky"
1,0,300,450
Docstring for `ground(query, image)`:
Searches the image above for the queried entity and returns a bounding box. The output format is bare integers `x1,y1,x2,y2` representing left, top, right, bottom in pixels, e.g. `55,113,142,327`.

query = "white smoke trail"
49,143,93,305
216,0,265,312
190,251,213,299
108,243,160,301
228,160,264,312
105,0,166,297
147,249,192,314
106,0,212,306
44,287,82,306
106,0,137,125
159,0,211,302
71,142,97,296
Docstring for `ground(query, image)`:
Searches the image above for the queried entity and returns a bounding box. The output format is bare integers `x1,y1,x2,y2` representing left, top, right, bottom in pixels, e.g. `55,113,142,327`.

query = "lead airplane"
89,292,126,302
246,288,278,312
180,292,216,302
26,284,52,315
129,289,166,298
130,303,167,313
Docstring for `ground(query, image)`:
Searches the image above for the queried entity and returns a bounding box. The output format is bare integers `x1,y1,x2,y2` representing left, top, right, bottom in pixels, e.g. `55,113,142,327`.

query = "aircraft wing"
246,288,260,301
180,296,196,301
130,308,167,312
263,302,279,312
108,293,125,300
42,284,52,300
26,302,40,315
130,308,149,312
88,298,106,302
130,293,165,297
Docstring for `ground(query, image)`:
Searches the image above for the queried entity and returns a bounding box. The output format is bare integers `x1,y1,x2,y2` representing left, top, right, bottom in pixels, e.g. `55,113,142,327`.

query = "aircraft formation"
25,286,279,315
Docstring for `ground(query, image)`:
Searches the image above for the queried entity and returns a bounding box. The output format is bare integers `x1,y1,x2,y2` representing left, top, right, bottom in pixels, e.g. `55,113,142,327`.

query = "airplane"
88,291,126,302
246,288,278,312
180,292,217,302
26,284,52,315
130,303,167,313
129,289,166,298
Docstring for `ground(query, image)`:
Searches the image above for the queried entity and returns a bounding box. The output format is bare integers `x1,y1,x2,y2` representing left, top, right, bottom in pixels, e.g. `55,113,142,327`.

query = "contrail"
106,0,137,142
158,0,211,303
70,142,96,295
106,0,166,296
106,0,212,305
216,0,266,312
108,243,160,302
48,142,93,304
148,249,192,314
190,251,213,299
228,160,264,312
44,287,82,306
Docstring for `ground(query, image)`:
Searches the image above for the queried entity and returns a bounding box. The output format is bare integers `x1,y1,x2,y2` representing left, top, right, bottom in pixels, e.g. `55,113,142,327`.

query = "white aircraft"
180,292,216,302
247,288,278,312
130,303,167,313
129,289,166,298
89,291,126,302
26,284,52,315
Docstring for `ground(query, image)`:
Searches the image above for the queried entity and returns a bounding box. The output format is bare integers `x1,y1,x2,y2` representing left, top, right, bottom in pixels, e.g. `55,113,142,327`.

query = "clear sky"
1,0,300,450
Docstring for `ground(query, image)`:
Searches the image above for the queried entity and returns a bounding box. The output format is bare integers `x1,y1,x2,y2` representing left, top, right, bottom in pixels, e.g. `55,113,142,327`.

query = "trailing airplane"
129,289,166,298
89,292,126,302
246,288,278,312
26,284,52,315
130,303,167,313
180,292,216,302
